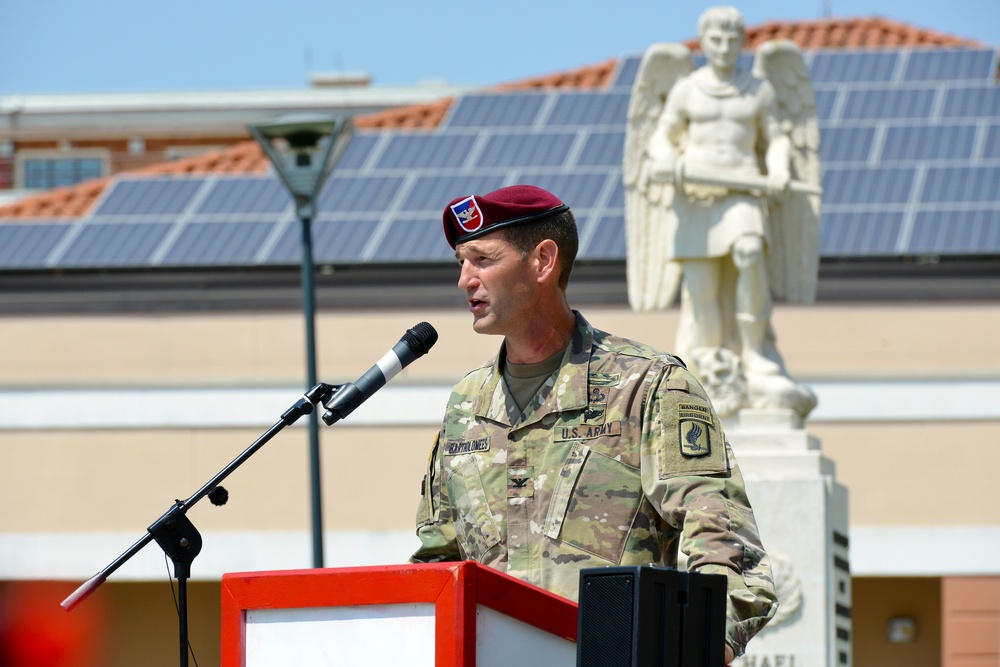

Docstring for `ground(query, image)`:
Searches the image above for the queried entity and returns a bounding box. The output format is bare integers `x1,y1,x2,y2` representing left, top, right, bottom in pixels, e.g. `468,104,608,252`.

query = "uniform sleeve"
409,434,462,564
640,365,777,657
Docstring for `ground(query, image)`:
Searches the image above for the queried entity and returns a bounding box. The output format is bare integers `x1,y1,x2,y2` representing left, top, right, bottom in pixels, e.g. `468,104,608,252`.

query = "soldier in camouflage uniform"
411,184,776,660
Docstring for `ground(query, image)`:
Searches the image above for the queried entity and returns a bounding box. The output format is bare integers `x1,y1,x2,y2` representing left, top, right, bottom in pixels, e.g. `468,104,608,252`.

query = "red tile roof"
0,178,112,220
735,16,984,50
0,16,990,220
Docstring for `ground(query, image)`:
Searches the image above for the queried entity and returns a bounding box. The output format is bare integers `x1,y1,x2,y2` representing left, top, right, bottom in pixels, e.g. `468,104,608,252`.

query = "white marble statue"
623,6,821,419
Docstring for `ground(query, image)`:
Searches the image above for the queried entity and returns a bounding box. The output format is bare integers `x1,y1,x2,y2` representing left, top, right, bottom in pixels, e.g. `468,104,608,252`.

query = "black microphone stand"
61,382,339,667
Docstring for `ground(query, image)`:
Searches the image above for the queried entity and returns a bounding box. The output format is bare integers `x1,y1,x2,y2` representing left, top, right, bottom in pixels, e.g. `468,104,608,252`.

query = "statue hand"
767,171,791,200
647,158,676,185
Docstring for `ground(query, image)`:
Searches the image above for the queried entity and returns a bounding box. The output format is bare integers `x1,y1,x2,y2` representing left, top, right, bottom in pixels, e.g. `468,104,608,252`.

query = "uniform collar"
473,311,594,425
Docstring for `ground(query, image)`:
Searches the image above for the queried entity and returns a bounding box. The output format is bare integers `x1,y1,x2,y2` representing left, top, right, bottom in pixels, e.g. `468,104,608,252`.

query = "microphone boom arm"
61,382,337,612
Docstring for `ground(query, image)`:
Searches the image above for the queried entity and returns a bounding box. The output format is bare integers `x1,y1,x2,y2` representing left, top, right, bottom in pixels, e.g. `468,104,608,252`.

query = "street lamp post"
249,114,353,568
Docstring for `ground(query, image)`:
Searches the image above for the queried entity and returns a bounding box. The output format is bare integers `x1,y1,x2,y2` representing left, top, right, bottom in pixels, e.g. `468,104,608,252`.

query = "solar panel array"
1,46,997,271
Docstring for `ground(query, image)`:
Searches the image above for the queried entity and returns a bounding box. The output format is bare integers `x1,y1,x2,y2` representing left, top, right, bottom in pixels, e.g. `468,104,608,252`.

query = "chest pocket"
445,455,502,562
542,445,643,562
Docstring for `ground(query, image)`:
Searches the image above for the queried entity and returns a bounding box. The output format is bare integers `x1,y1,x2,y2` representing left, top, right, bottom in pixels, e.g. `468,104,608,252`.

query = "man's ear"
534,239,560,284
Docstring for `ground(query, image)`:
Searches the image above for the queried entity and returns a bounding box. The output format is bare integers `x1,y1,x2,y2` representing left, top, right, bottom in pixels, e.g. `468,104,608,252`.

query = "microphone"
322,322,438,425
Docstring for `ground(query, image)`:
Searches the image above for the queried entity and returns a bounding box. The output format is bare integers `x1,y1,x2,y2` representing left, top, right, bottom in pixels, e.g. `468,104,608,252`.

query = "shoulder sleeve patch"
646,385,728,479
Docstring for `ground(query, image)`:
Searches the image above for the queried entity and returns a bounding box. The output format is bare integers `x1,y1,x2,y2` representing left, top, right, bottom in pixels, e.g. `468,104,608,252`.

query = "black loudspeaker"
576,566,727,667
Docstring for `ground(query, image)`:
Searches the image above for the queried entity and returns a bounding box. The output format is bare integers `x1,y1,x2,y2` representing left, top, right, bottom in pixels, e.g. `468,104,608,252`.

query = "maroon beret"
442,184,569,248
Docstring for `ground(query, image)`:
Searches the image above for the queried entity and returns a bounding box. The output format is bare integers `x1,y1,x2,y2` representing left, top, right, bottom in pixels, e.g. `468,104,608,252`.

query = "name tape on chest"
443,437,490,456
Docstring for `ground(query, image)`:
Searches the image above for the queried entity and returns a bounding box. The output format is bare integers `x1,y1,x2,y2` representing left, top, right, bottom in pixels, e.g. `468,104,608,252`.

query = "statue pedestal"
727,410,851,667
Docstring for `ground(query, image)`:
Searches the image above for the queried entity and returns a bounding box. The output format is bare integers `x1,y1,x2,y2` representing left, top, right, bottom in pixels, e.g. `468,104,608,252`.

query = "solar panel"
606,178,626,210
907,209,1000,254
822,166,917,205
577,130,625,167
879,123,978,162
940,85,1000,119
444,92,548,128
315,175,406,213
810,51,899,83
195,177,291,215
545,92,630,127
369,216,455,263
579,214,627,260
903,48,997,82
266,217,384,265
57,222,174,267
611,56,642,88
814,89,841,122
399,174,509,212
840,88,937,120
159,220,275,265
818,126,877,163
0,222,70,269
374,133,477,170
920,165,1000,203
820,211,904,257
92,178,205,216
335,132,381,170
983,124,1000,159
8,46,1000,272
512,172,611,208
473,132,577,168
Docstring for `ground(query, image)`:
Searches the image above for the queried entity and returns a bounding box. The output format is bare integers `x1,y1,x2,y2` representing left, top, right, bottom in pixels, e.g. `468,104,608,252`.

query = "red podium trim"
221,561,578,667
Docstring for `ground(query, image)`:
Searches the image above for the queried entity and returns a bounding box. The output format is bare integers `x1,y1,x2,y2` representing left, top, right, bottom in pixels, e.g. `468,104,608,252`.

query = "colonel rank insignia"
678,403,712,457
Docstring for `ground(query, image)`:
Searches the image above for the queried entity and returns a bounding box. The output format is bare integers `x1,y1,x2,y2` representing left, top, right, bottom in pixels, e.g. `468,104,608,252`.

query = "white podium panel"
245,603,436,667
221,562,578,667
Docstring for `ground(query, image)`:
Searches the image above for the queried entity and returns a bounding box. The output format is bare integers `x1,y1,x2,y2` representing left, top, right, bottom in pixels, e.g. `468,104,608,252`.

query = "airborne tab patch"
678,402,714,425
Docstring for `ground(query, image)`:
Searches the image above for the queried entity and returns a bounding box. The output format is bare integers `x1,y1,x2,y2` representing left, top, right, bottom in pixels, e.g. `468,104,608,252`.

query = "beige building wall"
3,302,999,531
1,301,998,666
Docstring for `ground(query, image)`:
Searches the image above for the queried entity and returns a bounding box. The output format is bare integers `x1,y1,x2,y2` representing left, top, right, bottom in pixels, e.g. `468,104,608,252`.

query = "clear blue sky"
2,0,996,95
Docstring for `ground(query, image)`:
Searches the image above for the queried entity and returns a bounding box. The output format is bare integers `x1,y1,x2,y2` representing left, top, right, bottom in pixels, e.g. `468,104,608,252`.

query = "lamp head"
249,113,353,218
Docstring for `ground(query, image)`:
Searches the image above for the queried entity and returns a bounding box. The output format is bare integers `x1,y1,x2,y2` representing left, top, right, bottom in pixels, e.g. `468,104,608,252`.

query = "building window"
15,150,110,190
23,157,104,189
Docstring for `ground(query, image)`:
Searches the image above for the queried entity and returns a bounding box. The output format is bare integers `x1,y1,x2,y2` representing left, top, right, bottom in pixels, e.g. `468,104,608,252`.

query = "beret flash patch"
450,196,483,233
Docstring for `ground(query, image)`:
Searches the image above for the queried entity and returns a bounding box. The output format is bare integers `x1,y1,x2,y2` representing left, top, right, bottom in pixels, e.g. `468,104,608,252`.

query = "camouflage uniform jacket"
411,312,776,655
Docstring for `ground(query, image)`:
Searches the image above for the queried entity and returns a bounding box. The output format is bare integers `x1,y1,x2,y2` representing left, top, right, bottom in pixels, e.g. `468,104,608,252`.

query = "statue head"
697,6,746,38
697,6,746,72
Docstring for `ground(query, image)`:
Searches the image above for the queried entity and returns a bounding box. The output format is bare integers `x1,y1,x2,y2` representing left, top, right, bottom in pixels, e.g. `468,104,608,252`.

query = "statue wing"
623,43,693,311
753,40,822,304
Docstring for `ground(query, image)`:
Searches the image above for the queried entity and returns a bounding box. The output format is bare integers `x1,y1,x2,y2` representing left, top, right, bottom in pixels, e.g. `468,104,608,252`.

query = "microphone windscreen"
403,322,438,356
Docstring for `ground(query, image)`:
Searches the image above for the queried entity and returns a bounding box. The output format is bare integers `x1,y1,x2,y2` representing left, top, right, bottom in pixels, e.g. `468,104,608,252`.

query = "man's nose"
458,263,478,290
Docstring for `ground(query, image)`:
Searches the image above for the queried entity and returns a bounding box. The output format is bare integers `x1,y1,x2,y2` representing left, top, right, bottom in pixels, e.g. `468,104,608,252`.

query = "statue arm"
758,82,792,193
646,81,688,182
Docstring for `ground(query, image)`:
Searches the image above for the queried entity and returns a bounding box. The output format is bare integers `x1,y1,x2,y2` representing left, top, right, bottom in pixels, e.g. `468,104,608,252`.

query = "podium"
220,561,578,667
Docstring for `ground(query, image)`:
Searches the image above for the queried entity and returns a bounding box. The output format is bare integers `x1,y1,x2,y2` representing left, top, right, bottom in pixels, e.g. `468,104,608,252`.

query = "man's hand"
725,643,735,664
